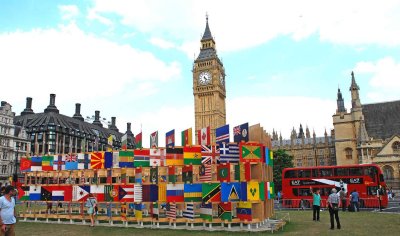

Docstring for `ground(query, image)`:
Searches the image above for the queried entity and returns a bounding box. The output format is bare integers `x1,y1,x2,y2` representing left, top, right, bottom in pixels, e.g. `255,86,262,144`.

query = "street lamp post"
13,143,20,187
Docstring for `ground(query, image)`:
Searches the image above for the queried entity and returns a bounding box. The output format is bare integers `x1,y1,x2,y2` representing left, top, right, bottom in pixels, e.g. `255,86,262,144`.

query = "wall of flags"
19,123,275,224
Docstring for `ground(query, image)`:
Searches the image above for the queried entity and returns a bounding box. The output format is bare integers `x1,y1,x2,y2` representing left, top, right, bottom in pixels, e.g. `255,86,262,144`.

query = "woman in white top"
85,193,97,227
0,185,16,235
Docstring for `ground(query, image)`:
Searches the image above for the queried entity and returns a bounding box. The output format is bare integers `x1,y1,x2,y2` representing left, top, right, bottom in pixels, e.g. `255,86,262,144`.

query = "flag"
134,149,150,167
150,131,158,148
29,186,41,200
150,148,166,166
135,168,142,183
166,202,176,220
233,122,249,143
53,155,65,170
65,154,78,170
181,128,192,146
218,202,232,221
197,127,210,145
221,183,241,202
31,156,42,171
73,186,90,201
168,166,176,183
121,133,128,150
142,185,158,202
237,202,252,221
201,145,220,164
240,143,262,162
182,165,193,183
52,190,65,201
135,132,142,149
202,183,221,203
91,152,105,169
104,152,113,168
166,129,175,148
267,182,275,199
18,186,29,201
200,202,213,221
217,163,230,182
107,135,113,151
241,182,248,201
90,185,105,201
219,143,240,163
151,202,159,219
120,168,127,184
166,184,184,202
166,147,183,166
265,148,274,166
77,153,90,169
199,151,212,182
247,181,260,201
119,150,134,168
158,183,166,202
106,169,112,184
240,162,251,181
20,157,31,172
42,155,53,171
183,146,202,165
184,184,202,202
40,187,52,201
183,203,195,220
259,182,265,201
135,203,143,220
150,167,158,184
112,152,119,168
216,124,229,147
134,183,142,202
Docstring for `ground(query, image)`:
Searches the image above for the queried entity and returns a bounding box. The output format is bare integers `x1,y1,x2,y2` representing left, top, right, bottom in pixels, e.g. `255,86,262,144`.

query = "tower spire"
336,87,346,113
349,71,362,110
201,13,213,41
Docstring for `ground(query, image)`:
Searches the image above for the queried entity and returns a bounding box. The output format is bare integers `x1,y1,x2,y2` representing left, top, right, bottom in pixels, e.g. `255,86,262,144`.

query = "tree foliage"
273,149,294,191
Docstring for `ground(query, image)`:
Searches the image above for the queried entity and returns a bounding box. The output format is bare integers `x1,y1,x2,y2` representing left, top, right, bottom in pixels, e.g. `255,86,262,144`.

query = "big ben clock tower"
193,15,226,144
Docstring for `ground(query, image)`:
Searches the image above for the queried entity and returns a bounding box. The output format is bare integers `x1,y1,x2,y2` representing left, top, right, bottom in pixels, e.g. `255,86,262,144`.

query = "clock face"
198,71,211,85
219,74,225,87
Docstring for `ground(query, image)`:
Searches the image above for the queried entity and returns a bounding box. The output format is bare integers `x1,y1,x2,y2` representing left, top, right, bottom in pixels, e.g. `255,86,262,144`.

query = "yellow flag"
247,181,260,201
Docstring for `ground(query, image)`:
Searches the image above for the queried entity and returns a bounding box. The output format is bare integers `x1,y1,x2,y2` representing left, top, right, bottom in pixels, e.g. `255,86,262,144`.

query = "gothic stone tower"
193,16,226,144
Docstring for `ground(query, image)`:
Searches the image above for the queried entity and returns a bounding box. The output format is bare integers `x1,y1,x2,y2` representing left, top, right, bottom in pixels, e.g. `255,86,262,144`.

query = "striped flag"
201,145,220,164
183,203,194,220
134,184,142,202
166,184,184,202
219,143,239,163
199,152,212,182
166,202,176,220
181,128,193,146
216,124,229,147
121,133,128,150
200,202,213,221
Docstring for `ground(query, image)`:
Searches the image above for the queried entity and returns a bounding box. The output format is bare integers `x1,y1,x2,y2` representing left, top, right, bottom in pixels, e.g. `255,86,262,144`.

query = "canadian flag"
198,127,211,145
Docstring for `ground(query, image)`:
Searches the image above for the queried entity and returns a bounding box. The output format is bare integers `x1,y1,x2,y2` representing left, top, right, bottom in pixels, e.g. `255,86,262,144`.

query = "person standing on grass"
0,186,17,236
350,189,359,212
85,193,97,227
377,185,384,211
327,188,341,230
339,188,347,211
310,187,321,221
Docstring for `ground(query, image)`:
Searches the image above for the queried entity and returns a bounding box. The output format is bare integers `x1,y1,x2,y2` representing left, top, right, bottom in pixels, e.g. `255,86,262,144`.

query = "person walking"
327,188,341,230
377,185,384,211
85,193,97,227
350,190,359,212
339,188,347,211
0,186,17,236
310,187,321,221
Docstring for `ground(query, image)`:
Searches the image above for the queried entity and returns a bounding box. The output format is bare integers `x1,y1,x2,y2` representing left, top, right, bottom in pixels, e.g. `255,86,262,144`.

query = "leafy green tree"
273,149,294,191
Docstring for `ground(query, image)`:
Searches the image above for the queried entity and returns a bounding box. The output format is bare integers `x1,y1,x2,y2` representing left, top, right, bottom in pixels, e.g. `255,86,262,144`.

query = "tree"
273,149,294,192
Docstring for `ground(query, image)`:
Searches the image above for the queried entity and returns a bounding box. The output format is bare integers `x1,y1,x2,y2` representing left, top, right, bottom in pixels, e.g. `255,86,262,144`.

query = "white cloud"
59,5,80,20
149,37,176,49
354,57,400,101
87,8,113,26
89,0,400,56
0,22,182,119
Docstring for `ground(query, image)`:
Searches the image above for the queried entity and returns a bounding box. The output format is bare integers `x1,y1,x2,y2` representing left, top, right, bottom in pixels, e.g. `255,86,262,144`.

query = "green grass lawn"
15,210,399,236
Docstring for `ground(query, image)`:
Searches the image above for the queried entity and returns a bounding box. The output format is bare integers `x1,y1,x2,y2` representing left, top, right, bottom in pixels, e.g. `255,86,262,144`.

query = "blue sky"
1,0,400,147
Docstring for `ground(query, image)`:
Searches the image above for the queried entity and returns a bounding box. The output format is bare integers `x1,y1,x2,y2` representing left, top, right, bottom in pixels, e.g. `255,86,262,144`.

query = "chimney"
44,94,59,113
1,101,6,107
92,110,102,127
126,122,133,135
21,97,35,115
108,117,119,132
72,103,84,121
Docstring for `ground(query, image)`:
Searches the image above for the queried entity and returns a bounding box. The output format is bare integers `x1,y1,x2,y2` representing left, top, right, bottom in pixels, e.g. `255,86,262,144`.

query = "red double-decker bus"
281,164,388,209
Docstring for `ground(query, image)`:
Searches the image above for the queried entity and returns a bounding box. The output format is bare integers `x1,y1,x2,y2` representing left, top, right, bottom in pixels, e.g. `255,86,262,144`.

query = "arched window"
345,147,352,159
392,141,400,153
382,165,394,180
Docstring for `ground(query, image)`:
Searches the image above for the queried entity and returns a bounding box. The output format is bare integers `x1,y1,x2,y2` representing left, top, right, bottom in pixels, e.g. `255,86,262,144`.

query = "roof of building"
201,17,213,41
362,100,400,140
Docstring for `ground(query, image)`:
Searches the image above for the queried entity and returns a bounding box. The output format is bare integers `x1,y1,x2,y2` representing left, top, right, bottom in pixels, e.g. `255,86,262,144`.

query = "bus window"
349,167,362,176
284,170,297,178
320,169,332,177
334,168,348,176
379,174,385,182
312,169,318,177
367,186,378,196
293,188,299,196
299,170,311,178
364,166,377,179
299,188,311,196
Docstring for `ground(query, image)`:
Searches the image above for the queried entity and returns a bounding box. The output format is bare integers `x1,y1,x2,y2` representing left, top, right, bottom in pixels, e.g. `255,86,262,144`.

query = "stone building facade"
333,72,400,188
271,125,336,167
0,101,30,185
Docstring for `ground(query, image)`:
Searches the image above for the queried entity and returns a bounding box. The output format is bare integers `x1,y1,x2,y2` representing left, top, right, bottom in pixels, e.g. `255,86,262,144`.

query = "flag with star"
181,128,192,146
182,165,193,183
183,145,202,165
236,202,252,221
218,202,232,221
240,143,262,162
217,163,230,182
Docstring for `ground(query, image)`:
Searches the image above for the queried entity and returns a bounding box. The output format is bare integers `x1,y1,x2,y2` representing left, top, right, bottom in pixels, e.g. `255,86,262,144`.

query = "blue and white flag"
216,124,229,147
219,143,239,163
